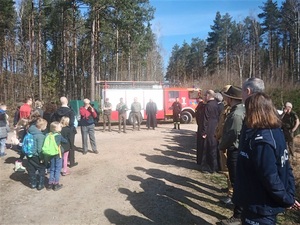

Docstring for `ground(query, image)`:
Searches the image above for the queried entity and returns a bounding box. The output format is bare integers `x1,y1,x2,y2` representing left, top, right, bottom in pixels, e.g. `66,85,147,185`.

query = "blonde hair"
60,116,70,127
50,121,62,133
35,118,47,131
35,100,43,108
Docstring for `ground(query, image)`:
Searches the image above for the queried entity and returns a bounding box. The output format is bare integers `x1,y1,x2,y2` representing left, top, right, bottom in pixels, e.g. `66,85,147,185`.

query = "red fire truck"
99,81,201,124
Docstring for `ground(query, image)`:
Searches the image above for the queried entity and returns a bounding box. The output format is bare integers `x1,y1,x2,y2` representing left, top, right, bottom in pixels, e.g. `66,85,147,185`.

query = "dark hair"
245,92,281,129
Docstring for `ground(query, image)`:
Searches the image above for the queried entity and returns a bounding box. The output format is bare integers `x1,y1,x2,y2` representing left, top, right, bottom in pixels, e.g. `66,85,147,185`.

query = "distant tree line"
0,0,164,103
166,0,300,88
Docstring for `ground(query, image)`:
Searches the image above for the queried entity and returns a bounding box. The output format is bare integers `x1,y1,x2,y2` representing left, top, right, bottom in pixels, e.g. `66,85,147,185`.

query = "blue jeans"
81,124,97,152
49,155,62,184
0,138,6,155
242,210,276,225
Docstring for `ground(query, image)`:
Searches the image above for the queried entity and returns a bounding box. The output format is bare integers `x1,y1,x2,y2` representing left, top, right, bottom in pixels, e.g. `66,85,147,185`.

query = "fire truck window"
189,91,199,99
169,91,179,98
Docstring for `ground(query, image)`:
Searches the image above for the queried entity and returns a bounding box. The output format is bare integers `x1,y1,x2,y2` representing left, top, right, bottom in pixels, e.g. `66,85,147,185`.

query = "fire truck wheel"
180,111,192,124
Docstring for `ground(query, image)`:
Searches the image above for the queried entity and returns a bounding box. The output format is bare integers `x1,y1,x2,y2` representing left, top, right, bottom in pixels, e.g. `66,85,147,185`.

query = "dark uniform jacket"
233,128,295,216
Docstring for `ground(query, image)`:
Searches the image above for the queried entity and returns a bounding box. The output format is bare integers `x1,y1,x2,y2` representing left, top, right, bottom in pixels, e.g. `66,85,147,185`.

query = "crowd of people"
0,77,300,223
195,78,300,225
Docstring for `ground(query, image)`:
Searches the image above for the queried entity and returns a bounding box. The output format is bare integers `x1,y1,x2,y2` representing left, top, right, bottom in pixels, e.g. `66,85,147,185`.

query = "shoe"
124,131,127,133
69,162,78,168
118,130,121,133
220,217,241,225
61,171,70,176
37,184,44,191
46,184,53,191
83,151,87,155
53,184,63,191
94,150,99,154
220,197,233,205
16,167,26,172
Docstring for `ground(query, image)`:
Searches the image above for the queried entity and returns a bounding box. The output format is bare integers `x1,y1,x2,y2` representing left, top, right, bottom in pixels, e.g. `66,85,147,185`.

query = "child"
26,118,47,190
60,117,71,176
46,121,67,191
0,104,9,157
14,118,28,172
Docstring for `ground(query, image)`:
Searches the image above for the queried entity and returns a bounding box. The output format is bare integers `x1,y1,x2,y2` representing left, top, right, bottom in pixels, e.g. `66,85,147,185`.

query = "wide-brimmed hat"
222,86,242,100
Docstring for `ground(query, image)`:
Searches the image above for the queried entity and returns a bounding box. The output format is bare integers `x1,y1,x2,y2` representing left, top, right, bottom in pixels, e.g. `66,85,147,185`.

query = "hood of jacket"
28,125,43,135
55,106,72,117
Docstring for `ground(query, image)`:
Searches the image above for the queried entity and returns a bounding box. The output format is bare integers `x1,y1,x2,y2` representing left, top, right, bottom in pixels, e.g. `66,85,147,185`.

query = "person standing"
218,86,244,206
116,98,128,133
281,102,299,161
170,97,182,129
146,99,157,130
79,98,98,155
0,104,9,157
195,96,206,165
34,100,44,118
102,98,112,132
131,97,142,131
26,118,47,190
52,97,78,167
19,96,32,119
220,77,266,225
233,93,300,225
199,90,220,173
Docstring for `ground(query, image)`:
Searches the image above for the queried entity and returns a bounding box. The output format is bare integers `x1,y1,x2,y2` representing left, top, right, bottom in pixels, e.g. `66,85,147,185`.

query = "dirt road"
0,123,255,225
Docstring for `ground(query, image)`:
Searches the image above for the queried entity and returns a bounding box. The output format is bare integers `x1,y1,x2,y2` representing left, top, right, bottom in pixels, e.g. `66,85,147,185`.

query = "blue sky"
150,0,284,68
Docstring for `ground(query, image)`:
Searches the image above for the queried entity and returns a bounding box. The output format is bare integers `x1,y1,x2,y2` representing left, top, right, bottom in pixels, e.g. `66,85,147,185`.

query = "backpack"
22,133,34,157
42,132,61,158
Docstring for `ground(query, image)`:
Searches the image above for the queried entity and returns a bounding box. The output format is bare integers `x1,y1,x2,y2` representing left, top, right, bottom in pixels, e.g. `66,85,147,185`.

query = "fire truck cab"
99,81,200,124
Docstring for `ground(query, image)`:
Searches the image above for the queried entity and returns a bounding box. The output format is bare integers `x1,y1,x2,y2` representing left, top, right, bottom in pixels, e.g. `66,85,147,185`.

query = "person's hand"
289,200,300,210
202,134,207,139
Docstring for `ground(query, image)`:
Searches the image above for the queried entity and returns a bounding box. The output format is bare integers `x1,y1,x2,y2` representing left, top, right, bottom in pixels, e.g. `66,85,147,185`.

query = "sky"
150,0,284,68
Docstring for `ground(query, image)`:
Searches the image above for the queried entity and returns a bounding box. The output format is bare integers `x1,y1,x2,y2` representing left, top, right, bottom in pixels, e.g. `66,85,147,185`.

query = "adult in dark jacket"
170,97,182,129
233,93,300,225
146,99,157,130
199,90,220,173
52,97,78,167
195,97,206,165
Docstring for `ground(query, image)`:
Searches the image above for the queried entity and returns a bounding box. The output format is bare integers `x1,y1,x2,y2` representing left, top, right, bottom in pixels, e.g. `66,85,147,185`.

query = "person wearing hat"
218,86,245,224
79,98,98,154
281,102,299,160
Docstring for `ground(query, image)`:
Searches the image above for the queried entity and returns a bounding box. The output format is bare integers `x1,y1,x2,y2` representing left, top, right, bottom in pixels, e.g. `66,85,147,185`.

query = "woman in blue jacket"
233,92,300,224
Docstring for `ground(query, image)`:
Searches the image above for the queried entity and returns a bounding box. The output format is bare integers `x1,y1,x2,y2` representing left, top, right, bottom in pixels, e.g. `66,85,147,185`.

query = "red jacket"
19,103,31,119
79,106,97,126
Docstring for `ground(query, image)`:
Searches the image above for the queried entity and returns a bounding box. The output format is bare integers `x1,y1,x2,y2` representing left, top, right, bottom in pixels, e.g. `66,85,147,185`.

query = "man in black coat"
146,99,157,130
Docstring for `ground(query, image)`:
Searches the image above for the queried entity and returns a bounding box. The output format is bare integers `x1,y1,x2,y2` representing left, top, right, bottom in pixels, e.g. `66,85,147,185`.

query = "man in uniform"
170,97,182,129
281,102,300,160
102,98,112,132
116,98,128,133
218,86,244,206
131,97,142,131
146,99,157,130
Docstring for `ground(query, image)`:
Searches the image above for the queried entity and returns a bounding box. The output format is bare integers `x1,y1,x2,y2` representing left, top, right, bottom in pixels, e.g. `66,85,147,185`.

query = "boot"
173,124,176,129
177,124,180,130
37,175,45,191
29,175,37,189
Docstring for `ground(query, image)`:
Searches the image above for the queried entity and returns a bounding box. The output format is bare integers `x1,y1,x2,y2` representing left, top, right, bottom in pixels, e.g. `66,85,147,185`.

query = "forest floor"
0,122,299,225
